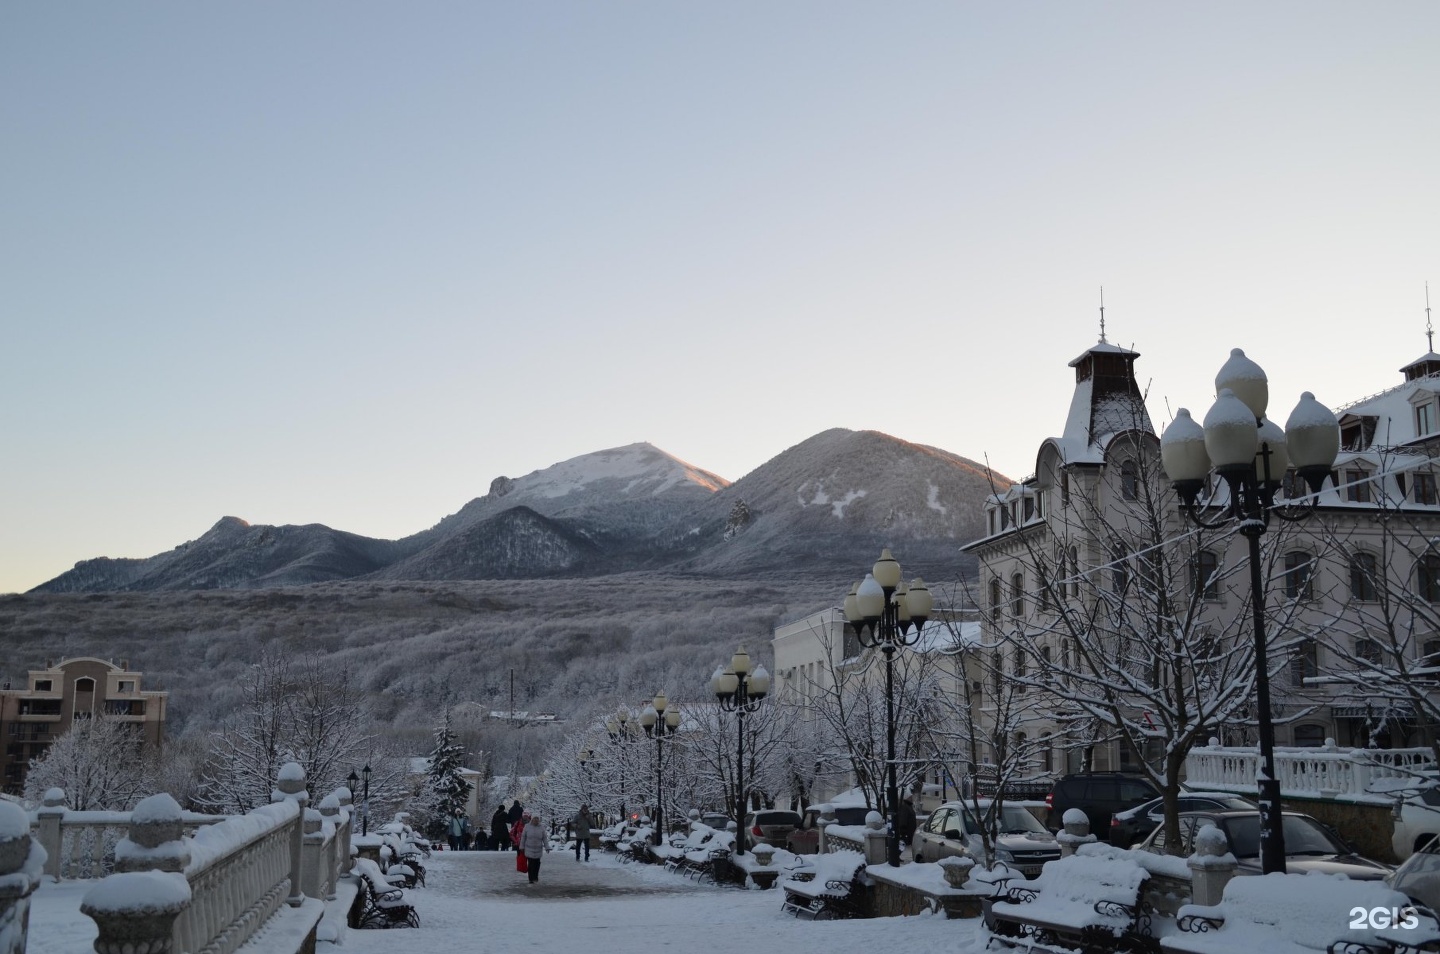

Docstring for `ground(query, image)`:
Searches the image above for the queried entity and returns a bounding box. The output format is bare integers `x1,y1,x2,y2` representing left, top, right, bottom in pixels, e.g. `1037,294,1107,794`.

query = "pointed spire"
1427,282,1434,353
1099,286,1107,343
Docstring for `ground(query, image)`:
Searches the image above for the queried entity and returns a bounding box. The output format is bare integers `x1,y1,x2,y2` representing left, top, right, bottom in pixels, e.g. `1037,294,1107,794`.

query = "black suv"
1046,772,1161,841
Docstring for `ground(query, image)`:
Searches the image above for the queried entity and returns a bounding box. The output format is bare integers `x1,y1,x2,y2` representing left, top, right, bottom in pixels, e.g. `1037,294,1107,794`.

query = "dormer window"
1023,496,1035,522
1419,402,1436,438
1344,468,1372,503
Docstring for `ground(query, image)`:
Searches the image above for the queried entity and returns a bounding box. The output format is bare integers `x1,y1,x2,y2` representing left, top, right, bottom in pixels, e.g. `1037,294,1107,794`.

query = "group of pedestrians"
474,800,595,884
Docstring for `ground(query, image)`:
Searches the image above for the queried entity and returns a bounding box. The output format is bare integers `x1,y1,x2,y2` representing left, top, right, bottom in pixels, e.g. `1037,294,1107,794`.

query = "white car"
1390,783,1440,861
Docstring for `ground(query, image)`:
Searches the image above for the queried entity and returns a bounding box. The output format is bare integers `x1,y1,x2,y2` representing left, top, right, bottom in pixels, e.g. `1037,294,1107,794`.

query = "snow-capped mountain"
31,432,1005,591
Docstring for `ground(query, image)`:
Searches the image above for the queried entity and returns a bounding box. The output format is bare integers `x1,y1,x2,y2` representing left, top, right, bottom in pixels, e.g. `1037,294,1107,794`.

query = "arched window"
1350,552,1379,602
1418,555,1440,604
991,651,1003,694
1010,573,1025,616
1192,550,1220,600
1112,548,1130,593
1284,551,1314,601
990,578,1003,622
1069,547,1080,597
1121,460,1139,500
1014,645,1027,681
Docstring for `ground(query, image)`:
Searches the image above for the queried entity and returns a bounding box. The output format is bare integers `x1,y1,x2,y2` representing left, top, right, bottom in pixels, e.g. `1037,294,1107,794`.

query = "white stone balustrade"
1184,740,1435,799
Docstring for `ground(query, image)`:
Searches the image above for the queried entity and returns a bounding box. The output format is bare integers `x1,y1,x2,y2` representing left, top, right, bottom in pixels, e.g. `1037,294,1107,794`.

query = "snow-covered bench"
986,849,1152,954
780,850,868,920
1165,873,1438,954
350,857,419,929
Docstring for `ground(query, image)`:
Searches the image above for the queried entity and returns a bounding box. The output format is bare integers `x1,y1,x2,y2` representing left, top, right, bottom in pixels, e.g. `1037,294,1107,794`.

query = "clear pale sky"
3,3,1438,595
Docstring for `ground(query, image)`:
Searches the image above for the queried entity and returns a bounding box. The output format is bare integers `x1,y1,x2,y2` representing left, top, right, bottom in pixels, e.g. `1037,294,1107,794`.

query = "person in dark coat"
896,794,918,847
572,804,593,861
492,805,511,851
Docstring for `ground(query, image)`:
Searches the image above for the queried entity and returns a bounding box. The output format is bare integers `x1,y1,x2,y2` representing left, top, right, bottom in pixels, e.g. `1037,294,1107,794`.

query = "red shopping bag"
516,852,529,873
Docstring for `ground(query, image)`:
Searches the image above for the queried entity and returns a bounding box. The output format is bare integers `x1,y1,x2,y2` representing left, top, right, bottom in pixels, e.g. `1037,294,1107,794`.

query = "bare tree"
24,712,150,810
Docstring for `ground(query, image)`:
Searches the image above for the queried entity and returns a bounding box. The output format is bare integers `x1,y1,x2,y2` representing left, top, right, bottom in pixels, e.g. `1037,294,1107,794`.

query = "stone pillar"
1057,809,1096,858
0,801,45,954
35,788,65,882
863,811,887,866
301,807,327,901
817,807,837,856
115,794,191,874
1187,825,1237,907
318,793,343,898
336,786,354,877
82,871,191,954
274,762,310,908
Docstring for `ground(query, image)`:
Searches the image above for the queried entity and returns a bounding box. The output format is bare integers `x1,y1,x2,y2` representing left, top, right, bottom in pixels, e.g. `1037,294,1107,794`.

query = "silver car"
911,800,1060,878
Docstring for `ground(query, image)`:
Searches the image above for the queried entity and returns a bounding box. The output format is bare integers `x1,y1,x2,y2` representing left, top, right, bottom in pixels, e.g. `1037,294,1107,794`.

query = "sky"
3,2,1439,595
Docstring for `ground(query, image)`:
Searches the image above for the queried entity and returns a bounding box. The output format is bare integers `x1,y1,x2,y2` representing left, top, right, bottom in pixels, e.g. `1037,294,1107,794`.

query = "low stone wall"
1278,794,1396,863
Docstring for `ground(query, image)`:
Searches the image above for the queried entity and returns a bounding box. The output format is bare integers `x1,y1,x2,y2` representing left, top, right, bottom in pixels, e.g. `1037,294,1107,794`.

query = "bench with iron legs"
985,853,1154,954
350,858,420,929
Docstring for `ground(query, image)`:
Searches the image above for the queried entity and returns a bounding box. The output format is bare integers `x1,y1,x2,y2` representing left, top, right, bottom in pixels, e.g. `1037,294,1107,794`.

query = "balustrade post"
273,762,309,908
318,792,342,900
36,789,65,882
336,785,354,878
0,801,45,954
1187,825,1237,906
301,807,325,901
1057,809,1096,858
82,793,192,954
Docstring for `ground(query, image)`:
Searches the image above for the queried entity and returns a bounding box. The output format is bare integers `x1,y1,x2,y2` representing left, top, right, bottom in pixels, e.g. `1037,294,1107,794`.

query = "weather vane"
1099,286,1107,343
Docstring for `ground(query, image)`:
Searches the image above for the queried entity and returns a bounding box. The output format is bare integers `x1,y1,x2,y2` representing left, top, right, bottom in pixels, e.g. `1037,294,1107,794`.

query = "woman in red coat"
511,812,530,872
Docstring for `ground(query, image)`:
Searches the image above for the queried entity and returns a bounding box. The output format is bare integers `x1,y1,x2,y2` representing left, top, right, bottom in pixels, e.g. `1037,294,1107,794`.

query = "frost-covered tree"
198,652,377,813
24,712,150,811
420,714,473,827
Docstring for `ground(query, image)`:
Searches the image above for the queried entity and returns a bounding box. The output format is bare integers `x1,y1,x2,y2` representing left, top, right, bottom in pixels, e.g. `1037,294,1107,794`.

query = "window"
1014,646,1027,681
1069,547,1081,598
1192,550,1220,600
1419,402,1435,437
1112,548,1131,593
1356,639,1383,664
991,651,1003,694
1023,496,1035,522
1041,733,1052,773
1350,552,1378,602
1290,639,1318,687
1121,460,1139,500
1418,473,1439,506
34,680,52,692
990,579,1003,622
1061,472,1070,507
117,680,135,693
1345,468,1372,503
1423,639,1440,668
1293,724,1327,747
1419,555,1440,604
1283,551,1314,601
1010,573,1024,616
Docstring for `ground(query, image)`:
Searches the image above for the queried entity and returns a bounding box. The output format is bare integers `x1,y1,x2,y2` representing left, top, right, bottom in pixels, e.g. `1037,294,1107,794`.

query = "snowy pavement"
341,848,987,954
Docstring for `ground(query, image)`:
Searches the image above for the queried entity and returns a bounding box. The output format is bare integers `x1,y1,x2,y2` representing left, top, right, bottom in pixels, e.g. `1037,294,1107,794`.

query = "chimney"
121,660,130,671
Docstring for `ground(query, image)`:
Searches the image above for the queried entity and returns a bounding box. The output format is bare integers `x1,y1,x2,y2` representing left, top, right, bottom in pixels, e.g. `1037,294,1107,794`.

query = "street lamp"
710,647,769,855
842,547,933,867
360,763,372,837
577,747,594,806
640,692,681,846
1161,348,1339,875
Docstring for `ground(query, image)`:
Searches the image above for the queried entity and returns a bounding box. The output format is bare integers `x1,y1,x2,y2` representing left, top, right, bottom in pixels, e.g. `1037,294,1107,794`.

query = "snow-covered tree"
198,652,377,813
24,712,150,811
420,713,473,827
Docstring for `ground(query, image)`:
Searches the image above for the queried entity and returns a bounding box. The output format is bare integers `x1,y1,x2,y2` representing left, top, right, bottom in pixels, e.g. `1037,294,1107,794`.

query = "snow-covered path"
343,849,990,954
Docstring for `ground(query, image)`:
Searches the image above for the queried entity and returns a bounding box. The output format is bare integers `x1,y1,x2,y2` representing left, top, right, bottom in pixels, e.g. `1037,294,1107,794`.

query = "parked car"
1389,781,1440,862
1388,832,1440,910
1045,772,1161,841
743,809,802,847
1135,810,1392,879
786,804,872,854
911,800,1060,878
698,812,734,831
1109,792,1256,848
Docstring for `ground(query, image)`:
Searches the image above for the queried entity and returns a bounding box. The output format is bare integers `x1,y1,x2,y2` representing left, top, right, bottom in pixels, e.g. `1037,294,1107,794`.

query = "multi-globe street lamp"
1161,348,1340,875
710,647,769,855
640,692,681,846
577,747,594,806
842,548,932,867
605,706,639,821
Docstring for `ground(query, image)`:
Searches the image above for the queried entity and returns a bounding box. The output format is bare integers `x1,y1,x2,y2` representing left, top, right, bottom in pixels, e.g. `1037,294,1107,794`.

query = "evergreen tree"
425,713,473,825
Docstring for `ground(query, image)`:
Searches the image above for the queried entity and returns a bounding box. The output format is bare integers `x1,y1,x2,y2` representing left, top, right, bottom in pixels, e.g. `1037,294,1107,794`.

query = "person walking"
521,813,549,883
491,805,510,851
896,794,918,851
572,804,593,861
447,814,464,852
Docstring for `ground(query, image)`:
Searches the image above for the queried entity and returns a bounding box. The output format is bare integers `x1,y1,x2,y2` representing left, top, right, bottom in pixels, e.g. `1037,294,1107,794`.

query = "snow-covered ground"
340,849,981,954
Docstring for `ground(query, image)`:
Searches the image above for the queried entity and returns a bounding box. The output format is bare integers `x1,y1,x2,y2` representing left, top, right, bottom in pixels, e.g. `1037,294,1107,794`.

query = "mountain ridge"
32,431,1007,592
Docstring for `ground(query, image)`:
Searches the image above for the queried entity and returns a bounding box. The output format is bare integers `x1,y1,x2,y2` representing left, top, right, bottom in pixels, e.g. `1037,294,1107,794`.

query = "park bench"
1164,873,1439,954
781,850,868,920
350,858,420,929
663,826,720,876
986,850,1153,954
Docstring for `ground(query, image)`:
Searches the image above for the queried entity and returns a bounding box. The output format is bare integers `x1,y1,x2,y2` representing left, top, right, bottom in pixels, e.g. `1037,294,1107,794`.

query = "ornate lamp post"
577,747,594,806
711,647,769,855
1161,348,1339,875
842,547,932,867
640,692,681,846
360,763,372,837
